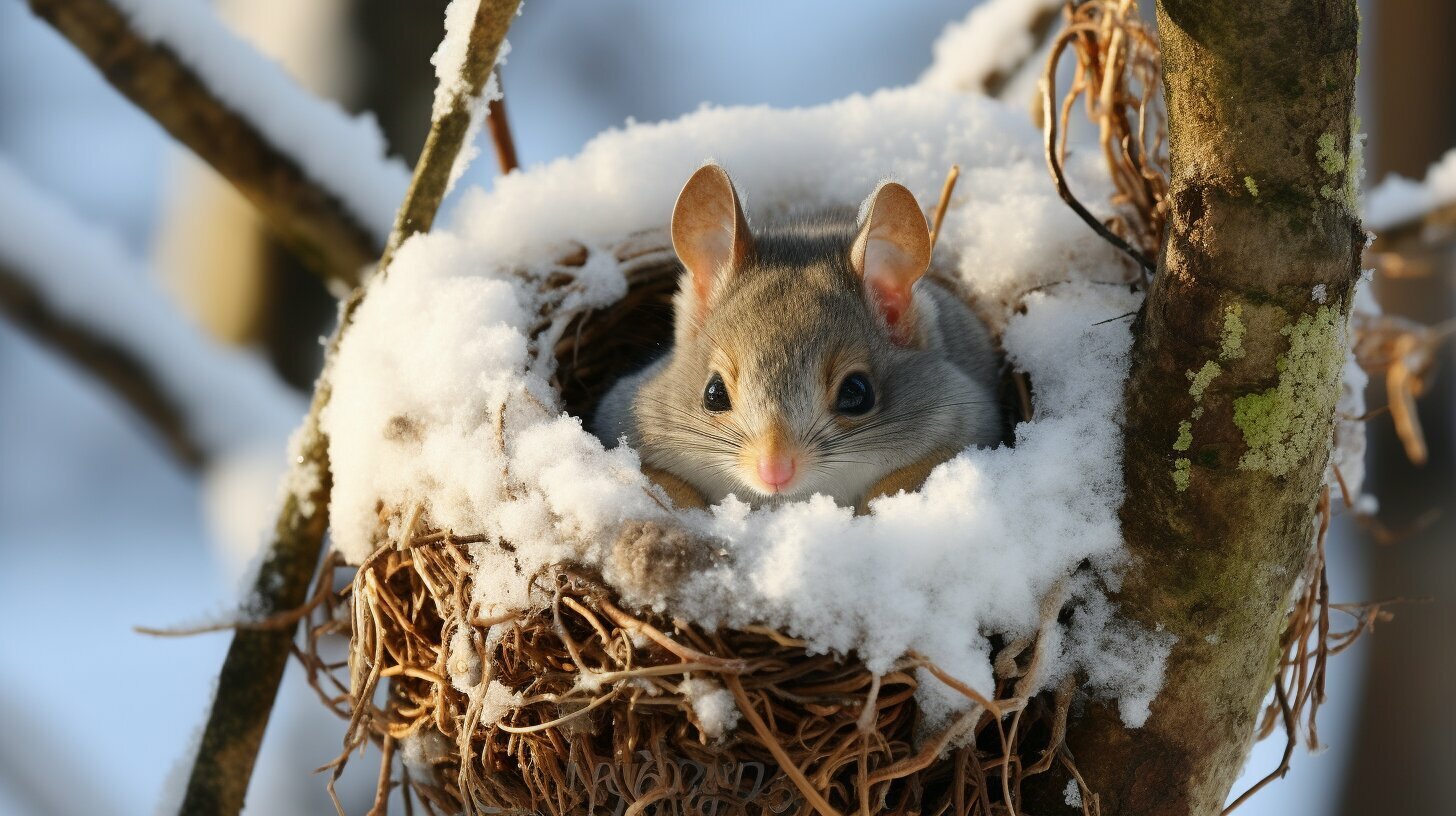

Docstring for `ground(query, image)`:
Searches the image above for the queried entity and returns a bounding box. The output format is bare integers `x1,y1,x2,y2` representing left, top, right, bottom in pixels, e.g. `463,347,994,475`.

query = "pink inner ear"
868,277,913,343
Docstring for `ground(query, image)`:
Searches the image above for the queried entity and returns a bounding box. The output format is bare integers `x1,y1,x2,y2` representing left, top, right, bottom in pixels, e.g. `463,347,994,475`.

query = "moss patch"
1232,307,1346,477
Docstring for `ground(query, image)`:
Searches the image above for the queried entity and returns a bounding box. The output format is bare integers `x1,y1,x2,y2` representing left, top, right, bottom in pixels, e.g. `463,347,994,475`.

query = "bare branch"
177,3,523,812
0,158,300,471
27,0,387,290
0,264,202,467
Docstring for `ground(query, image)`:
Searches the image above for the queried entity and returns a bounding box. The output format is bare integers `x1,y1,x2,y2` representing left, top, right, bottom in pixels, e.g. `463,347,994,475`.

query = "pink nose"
757,454,796,491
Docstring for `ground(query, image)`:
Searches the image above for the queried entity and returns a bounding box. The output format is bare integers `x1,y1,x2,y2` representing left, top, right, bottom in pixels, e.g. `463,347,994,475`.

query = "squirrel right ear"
671,164,752,321
850,182,931,344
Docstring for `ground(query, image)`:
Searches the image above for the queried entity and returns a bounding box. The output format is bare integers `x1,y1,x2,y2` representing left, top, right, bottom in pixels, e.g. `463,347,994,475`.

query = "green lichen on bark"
1170,361,1222,490
1187,360,1221,399
1315,117,1365,213
1220,304,1246,360
1243,176,1259,197
1232,307,1346,477
1173,458,1192,491
1174,420,1193,451
1315,133,1343,174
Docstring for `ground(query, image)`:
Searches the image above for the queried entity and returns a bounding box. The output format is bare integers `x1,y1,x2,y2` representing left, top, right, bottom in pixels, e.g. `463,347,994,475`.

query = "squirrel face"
610,164,1001,508
674,255,902,500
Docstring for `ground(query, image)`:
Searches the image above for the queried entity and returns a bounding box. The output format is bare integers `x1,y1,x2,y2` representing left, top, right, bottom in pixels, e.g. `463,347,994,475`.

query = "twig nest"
316,86,1177,813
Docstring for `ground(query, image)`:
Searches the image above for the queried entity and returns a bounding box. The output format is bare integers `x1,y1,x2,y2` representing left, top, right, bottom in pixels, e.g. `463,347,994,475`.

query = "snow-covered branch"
920,0,1064,102
1366,146,1456,257
176,3,523,812
381,0,522,267
26,0,411,291
0,157,301,470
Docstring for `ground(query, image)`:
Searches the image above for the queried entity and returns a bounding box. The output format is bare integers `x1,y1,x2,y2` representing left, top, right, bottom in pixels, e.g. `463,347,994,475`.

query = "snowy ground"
0,1,1370,813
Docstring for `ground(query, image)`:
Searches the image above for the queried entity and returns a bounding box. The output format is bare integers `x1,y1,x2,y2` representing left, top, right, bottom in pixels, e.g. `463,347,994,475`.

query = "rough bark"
177,414,332,814
27,0,379,290
1040,3,1363,815
177,4,522,813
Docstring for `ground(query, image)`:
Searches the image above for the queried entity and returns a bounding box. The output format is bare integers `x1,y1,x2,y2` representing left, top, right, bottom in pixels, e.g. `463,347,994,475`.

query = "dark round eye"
703,373,732,413
835,373,875,416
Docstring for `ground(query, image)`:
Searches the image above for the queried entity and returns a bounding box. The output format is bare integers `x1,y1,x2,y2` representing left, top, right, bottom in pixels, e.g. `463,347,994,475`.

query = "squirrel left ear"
671,164,753,324
850,182,931,341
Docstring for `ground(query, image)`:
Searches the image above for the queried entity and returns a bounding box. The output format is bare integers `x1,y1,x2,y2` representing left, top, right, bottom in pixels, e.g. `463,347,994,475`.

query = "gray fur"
593,211,1002,508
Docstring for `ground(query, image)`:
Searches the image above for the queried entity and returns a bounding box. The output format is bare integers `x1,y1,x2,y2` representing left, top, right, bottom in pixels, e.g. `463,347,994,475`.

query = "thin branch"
486,82,520,174
928,164,960,251
27,0,384,290
176,3,523,813
0,264,202,467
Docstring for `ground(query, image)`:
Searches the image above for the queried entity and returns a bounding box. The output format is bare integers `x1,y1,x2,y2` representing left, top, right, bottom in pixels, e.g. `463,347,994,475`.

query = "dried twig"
928,164,960,251
27,0,382,290
1040,0,1165,276
486,83,520,174
1353,313,1456,465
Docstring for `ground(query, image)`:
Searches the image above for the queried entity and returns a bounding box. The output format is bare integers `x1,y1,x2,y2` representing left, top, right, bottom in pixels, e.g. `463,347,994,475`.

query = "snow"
105,0,410,240
431,0,511,120
680,677,740,740
1365,145,1456,231
325,85,1167,732
0,156,304,460
1064,778,1083,808
919,0,1063,96
1328,279,1379,506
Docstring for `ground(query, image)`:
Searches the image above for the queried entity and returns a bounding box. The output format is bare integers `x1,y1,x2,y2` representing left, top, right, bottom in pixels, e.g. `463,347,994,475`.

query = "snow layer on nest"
324,85,1170,729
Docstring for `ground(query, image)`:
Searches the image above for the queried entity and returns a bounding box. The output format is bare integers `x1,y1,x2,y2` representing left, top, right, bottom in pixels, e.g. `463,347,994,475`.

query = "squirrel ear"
671,164,753,320
850,182,931,340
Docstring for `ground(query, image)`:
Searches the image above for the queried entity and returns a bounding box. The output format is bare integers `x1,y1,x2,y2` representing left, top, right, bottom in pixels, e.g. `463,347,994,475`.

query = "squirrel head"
636,164,953,503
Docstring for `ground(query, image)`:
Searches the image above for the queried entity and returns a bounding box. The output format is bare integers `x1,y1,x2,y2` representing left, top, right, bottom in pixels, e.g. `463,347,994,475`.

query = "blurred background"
0,0,1449,813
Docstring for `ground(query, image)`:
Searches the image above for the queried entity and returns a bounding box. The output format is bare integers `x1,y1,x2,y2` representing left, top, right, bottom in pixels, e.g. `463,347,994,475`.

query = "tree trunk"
1040,3,1363,814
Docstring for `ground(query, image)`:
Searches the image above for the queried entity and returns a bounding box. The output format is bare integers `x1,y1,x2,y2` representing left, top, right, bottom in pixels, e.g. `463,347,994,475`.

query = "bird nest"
298,242,1094,816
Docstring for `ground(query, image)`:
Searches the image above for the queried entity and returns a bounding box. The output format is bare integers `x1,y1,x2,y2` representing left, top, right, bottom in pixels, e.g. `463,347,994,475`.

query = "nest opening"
549,244,680,424
546,246,1029,454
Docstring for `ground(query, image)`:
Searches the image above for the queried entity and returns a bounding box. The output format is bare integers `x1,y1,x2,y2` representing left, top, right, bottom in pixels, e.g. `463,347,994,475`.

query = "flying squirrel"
594,164,1003,512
